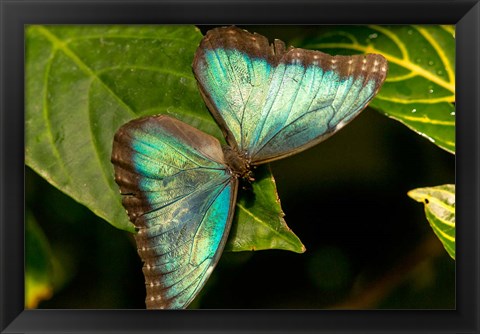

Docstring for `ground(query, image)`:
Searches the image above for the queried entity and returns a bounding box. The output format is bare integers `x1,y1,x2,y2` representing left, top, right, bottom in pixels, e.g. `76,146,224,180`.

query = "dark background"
25,26,455,309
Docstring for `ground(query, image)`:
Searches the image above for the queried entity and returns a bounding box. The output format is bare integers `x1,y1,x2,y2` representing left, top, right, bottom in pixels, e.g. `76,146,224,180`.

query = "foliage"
294,25,456,258
225,165,305,253
25,25,455,308
25,25,301,252
294,25,455,154
408,185,455,259
25,212,55,308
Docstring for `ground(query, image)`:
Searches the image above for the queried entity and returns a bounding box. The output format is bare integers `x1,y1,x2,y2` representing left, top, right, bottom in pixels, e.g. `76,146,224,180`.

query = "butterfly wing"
193,26,388,164
111,115,237,309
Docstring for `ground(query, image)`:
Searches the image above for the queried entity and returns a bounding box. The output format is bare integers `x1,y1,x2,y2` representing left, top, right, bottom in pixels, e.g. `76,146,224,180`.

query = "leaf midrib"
236,203,301,250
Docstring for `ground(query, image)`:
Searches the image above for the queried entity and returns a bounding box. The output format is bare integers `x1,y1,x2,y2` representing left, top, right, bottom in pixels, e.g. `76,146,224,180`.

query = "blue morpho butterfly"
111,26,388,309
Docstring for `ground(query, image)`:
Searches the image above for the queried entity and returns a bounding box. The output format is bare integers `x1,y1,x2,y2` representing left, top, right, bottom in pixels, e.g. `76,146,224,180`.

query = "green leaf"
25,25,301,252
25,211,54,308
294,25,455,154
226,165,306,253
26,25,212,233
408,185,455,259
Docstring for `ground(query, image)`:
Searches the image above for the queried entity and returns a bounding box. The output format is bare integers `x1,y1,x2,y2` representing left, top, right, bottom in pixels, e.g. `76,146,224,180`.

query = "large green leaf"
408,185,455,259
294,25,455,154
25,25,301,252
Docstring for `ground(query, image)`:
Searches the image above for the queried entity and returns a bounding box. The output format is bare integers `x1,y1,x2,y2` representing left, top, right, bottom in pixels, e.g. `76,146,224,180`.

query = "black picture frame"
1,0,479,333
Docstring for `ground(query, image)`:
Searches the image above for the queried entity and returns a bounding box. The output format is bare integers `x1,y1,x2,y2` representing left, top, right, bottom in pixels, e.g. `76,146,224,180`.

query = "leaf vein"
36,26,137,117
413,25,455,85
38,26,136,206
428,218,455,241
64,34,194,46
42,47,73,185
96,65,194,81
399,115,455,126
385,71,417,82
236,203,296,247
375,95,455,104
368,25,410,61
312,42,455,94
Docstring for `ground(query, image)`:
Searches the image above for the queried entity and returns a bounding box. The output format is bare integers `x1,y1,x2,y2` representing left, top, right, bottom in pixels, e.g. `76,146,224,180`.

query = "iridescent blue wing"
193,26,388,163
111,115,237,309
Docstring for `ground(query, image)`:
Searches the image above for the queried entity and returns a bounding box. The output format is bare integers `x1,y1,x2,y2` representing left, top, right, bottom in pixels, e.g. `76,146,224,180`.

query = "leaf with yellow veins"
408,184,455,259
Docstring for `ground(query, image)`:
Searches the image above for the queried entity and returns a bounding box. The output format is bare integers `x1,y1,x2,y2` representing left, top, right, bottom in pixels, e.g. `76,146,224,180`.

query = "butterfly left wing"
111,115,237,309
193,26,387,164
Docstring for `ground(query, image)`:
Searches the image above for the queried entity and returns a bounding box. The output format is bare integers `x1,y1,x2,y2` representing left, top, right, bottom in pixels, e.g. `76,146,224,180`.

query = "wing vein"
252,65,288,150
260,64,308,151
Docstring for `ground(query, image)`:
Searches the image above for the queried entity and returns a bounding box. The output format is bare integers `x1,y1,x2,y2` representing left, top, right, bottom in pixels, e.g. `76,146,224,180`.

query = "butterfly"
111,26,387,309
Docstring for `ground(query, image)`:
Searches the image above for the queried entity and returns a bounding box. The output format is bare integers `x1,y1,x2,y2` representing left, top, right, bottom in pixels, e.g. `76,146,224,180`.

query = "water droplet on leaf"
368,33,378,39
428,60,434,66
412,109,417,113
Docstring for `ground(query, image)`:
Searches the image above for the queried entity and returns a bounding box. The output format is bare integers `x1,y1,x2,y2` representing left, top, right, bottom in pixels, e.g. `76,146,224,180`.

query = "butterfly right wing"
111,115,237,309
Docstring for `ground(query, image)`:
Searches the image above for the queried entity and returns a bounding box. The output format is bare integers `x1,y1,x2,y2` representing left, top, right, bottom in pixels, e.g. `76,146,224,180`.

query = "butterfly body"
111,26,387,309
221,145,252,180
